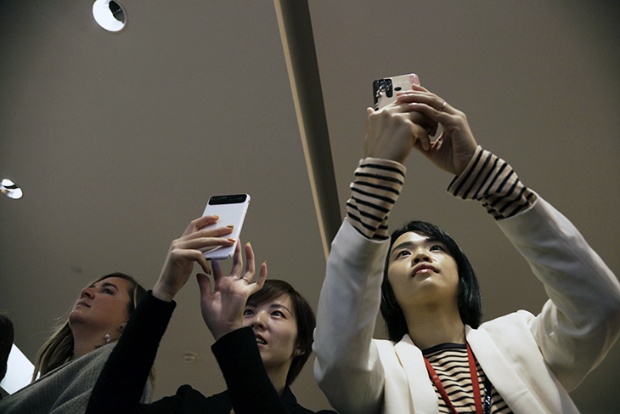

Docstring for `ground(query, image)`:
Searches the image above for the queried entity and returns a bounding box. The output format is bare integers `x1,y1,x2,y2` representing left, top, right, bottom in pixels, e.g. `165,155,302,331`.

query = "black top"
86,291,335,414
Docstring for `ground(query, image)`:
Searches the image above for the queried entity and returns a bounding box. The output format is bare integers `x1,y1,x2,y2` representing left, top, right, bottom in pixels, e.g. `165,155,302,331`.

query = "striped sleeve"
448,146,537,220
346,157,406,240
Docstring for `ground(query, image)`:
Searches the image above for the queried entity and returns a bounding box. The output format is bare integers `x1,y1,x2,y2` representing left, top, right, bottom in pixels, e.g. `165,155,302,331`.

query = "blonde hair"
32,272,147,381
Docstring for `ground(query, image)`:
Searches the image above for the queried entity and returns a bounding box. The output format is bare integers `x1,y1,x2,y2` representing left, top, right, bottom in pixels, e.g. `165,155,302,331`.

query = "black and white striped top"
346,146,536,240
424,344,512,414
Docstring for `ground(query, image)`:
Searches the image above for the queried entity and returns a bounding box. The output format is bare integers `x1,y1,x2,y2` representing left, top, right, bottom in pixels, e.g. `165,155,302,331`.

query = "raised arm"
448,146,620,390
195,242,286,414
86,215,237,413
399,87,620,390
314,97,436,414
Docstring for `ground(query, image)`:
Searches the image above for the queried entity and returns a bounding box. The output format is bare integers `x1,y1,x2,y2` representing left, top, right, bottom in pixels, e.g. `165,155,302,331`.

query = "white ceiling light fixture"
92,0,126,32
0,178,23,200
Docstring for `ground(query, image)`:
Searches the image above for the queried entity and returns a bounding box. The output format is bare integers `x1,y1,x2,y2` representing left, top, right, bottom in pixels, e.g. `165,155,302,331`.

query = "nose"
249,310,267,330
412,249,431,264
80,286,94,299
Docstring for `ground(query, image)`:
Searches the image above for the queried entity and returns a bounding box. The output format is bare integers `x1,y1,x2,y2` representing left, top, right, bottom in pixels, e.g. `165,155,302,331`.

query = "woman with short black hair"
314,82,620,414
87,215,335,414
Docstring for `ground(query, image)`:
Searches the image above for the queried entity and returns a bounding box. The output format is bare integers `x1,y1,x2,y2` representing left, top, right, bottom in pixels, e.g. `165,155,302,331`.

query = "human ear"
293,346,305,357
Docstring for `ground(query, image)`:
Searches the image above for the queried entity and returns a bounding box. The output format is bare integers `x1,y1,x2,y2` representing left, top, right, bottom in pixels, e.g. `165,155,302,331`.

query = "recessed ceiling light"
92,0,126,32
1,178,23,200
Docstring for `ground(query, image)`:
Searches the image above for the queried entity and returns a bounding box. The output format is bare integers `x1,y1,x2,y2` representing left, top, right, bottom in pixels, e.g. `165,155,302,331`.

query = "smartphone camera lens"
373,78,393,105
384,79,394,97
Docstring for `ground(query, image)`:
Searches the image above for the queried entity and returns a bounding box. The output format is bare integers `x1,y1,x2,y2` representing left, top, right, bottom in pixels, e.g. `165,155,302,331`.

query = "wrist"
152,283,175,302
209,320,244,341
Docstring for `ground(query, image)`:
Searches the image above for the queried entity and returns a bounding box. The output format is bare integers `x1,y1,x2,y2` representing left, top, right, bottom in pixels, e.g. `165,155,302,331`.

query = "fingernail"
226,225,234,228
227,238,236,242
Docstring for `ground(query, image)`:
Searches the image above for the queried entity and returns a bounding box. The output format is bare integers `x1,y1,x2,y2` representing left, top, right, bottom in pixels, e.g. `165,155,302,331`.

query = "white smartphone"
372,73,420,110
201,194,250,260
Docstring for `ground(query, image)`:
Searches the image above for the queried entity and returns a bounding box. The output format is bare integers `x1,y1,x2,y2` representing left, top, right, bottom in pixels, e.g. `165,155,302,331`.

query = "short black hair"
380,220,482,342
246,279,315,386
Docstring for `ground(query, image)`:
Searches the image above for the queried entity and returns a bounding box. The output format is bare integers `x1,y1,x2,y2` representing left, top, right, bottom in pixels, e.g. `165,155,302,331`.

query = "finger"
176,233,235,252
168,248,210,266
176,225,234,252
403,102,452,126
413,124,431,151
229,240,243,277
196,257,212,276
196,272,212,296
184,215,219,236
189,225,235,241
243,242,256,283
413,137,430,154
197,214,219,227
255,261,267,289
410,83,430,93
399,104,438,137
212,259,223,280
396,92,450,113
414,132,445,156
427,120,439,137
431,135,446,151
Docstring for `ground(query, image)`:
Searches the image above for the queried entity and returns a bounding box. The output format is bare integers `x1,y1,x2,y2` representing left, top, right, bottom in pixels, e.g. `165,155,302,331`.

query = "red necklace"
423,343,483,414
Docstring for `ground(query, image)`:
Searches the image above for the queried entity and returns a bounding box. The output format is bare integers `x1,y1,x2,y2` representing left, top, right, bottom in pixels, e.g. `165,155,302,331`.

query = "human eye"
430,244,446,252
243,308,254,316
102,287,114,294
271,310,285,318
395,249,410,259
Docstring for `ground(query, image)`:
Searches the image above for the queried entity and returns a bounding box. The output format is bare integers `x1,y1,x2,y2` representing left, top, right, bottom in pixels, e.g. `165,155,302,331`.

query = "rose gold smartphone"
372,73,420,110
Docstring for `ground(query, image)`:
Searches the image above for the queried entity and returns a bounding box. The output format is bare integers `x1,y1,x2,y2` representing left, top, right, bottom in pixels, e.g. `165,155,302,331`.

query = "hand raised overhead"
153,215,235,302
396,85,478,175
197,241,268,340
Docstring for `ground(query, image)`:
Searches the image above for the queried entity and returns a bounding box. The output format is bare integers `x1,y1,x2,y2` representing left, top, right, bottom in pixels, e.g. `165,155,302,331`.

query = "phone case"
202,194,250,260
373,73,420,110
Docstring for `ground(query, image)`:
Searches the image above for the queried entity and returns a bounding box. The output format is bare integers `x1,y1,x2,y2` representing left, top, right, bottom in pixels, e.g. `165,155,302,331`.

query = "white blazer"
313,196,620,414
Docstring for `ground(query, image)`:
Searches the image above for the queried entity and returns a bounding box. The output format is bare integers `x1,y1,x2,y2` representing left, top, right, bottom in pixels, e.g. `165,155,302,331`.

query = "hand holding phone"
372,73,420,110
202,194,250,260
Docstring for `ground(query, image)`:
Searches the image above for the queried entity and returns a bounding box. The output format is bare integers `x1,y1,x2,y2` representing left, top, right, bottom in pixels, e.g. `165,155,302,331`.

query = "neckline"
422,342,467,354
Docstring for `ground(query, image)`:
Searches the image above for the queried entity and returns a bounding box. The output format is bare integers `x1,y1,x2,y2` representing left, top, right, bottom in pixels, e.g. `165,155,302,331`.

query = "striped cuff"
448,146,536,219
346,158,406,240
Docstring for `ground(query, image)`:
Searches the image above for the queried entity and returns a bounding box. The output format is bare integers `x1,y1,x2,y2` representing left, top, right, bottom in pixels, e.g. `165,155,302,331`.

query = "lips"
255,334,267,345
75,300,91,308
412,264,438,276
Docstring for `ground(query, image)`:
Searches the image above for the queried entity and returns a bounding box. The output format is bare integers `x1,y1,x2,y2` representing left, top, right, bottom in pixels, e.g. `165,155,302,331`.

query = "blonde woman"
0,272,150,413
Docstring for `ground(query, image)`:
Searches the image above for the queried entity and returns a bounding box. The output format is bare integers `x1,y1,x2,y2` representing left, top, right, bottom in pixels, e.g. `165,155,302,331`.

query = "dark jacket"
86,291,335,414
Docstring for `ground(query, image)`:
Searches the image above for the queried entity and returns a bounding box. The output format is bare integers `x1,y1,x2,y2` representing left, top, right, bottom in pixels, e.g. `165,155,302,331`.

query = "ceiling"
1,1,619,411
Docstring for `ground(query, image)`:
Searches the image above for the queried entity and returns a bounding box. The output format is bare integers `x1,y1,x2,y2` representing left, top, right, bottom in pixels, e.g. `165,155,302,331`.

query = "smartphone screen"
202,194,250,260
